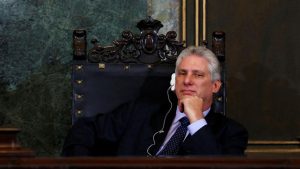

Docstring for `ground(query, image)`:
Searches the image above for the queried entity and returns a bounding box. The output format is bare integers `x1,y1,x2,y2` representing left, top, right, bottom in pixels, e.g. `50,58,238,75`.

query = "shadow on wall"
0,62,71,156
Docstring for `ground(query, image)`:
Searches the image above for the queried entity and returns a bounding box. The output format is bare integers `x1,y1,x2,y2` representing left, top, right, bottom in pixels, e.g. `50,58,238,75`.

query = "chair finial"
136,16,163,33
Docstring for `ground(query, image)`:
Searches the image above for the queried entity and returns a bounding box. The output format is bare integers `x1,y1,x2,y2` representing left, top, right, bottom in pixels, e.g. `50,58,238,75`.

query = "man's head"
175,46,222,110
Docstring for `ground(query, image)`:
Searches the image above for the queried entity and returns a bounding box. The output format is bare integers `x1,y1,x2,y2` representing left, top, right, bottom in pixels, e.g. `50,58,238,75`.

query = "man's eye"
195,74,204,77
178,72,186,75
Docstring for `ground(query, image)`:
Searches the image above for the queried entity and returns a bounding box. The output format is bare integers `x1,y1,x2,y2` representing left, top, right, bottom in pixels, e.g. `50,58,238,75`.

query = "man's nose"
183,74,193,85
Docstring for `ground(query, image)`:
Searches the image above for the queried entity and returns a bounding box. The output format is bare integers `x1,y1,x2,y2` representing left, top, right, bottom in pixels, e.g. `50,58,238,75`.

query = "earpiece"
159,130,164,133
170,73,176,91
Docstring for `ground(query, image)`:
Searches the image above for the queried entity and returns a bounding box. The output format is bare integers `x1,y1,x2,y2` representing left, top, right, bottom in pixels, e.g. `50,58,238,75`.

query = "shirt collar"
174,106,211,123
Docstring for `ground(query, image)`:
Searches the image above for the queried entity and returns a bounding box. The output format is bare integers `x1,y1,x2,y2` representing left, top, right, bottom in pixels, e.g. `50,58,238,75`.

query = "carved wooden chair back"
72,17,226,123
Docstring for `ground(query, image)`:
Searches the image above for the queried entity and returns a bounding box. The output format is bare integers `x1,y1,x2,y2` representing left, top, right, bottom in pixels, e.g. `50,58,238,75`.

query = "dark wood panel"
206,0,300,140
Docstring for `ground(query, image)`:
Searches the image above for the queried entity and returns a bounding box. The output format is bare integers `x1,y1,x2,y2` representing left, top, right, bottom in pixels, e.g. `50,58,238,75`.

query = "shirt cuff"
187,119,207,135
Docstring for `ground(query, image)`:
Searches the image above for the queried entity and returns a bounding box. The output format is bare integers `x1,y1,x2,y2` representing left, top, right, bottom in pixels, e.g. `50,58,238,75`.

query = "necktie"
158,117,190,156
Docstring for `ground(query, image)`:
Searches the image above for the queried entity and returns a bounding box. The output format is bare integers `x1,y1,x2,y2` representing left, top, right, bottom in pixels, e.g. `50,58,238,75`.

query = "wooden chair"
71,16,226,123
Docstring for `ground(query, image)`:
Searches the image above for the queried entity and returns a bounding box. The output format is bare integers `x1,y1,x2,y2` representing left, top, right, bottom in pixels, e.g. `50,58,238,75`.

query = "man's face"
175,55,221,108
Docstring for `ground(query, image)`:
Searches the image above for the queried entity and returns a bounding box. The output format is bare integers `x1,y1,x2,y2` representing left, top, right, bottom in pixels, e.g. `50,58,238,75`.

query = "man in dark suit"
62,46,248,156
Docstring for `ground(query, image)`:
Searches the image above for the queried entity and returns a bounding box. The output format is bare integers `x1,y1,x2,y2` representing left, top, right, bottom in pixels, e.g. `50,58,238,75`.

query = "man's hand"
178,95,204,123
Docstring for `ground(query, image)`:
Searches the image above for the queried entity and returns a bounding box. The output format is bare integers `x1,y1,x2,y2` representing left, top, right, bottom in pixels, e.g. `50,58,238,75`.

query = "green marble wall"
0,0,147,156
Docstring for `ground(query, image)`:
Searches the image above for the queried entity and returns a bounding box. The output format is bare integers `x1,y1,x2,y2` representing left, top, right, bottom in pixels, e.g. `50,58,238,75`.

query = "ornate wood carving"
212,31,226,115
87,16,184,64
73,30,87,60
212,31,225,62
0,128,34,158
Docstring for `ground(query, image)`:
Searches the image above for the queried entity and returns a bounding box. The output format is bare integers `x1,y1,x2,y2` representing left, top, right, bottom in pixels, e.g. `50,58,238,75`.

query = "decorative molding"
181,0,186,47
195,0,199,46
247,139,300,156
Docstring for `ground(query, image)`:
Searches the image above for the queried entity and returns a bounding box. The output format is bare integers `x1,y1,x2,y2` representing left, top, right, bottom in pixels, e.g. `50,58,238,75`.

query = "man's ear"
212,80,222,93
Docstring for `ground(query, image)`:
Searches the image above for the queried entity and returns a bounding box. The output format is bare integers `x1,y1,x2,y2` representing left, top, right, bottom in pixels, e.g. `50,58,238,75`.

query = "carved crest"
86,16,184,64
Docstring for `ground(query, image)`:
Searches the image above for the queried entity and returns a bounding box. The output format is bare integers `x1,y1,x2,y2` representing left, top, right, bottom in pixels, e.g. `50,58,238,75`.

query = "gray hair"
175,46,221,81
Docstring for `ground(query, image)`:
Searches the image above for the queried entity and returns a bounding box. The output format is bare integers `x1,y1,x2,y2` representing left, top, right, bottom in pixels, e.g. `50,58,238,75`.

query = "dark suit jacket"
62,97,248,156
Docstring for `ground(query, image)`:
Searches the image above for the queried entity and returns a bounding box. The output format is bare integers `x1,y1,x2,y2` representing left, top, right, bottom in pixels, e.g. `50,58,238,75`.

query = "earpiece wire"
146,86,173,156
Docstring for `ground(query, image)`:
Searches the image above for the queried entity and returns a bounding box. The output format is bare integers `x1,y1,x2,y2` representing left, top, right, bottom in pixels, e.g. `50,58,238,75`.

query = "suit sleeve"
61,102,134,156
181,118,248,156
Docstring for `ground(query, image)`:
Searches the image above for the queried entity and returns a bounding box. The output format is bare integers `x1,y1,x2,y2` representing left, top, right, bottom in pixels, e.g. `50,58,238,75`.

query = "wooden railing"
0,157,300,168
1,127,300,168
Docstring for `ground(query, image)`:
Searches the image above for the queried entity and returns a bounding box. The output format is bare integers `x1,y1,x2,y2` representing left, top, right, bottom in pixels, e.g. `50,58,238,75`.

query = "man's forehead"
180,55,208,63
178,56,208,70
177,68,206,73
